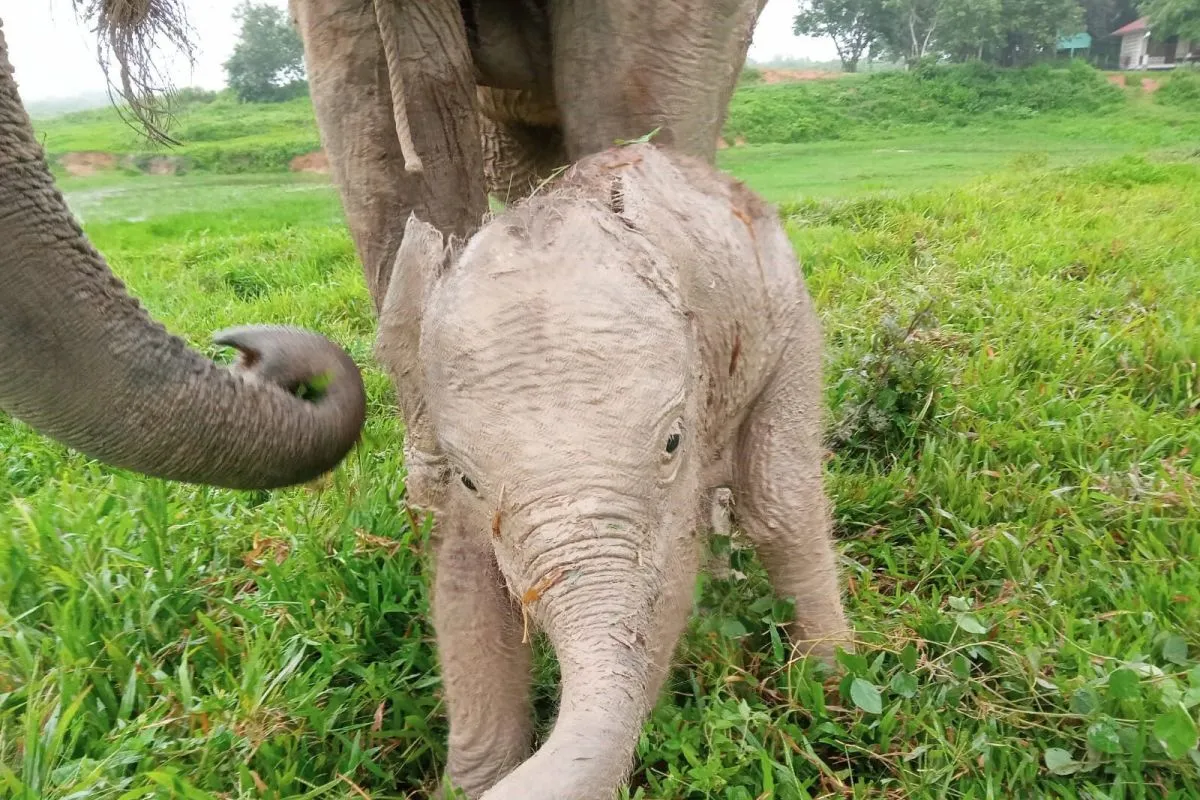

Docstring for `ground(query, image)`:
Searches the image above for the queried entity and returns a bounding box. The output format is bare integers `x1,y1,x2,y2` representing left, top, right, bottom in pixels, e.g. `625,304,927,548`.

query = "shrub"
1156,69,1200,108
739,66,764,85
171,87,218,105
827,305,947,461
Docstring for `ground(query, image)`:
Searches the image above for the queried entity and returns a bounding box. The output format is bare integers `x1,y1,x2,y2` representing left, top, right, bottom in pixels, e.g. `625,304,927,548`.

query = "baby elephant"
376,143,850,800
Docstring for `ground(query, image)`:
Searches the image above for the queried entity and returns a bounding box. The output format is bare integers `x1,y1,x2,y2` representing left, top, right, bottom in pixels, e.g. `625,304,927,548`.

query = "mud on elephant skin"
376,144,851,800
0,16,366,489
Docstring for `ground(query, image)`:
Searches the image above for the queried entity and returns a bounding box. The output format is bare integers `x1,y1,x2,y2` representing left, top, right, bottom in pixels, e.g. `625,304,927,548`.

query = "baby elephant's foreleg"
432,511,533,797
733,337,851,665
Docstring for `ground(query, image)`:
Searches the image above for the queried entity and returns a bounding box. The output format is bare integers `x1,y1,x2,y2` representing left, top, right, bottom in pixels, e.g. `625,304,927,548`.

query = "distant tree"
1080,0,1140,67
793,0,884,72
873,0,1082,65
876,0,944,64
935,0,1004,61
1140,0,1200,39
224,2,307,103
991,0,1083,65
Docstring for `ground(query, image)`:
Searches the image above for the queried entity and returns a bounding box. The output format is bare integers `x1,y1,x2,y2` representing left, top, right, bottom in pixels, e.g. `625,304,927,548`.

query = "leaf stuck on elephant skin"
520,567,568,644
614,127,661,146
492,485,506,539
522,567,566,606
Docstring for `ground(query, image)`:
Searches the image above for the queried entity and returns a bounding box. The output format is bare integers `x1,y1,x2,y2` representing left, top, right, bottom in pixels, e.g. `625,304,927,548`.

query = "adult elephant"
291,0,767,305
0,19,366,490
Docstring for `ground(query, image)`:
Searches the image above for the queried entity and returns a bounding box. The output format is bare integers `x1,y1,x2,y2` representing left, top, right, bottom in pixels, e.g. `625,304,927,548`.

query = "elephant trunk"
483,514,699,800
0,20,366,489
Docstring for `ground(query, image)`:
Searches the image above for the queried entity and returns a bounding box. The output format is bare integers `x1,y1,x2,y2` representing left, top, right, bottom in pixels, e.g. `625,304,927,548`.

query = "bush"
723,61,1123,144
827,306,947,461
171,87,218,105
739,66,764,85
1156,69,1200,108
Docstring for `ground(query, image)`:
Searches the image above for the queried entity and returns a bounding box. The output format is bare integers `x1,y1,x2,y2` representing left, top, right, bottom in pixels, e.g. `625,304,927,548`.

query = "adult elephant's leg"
433,508,533,798
549,0,767,163
290,0,487,310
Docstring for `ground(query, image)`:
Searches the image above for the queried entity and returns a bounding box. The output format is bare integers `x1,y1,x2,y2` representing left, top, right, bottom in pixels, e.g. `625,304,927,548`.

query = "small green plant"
738,65,763,85
827,304,946,459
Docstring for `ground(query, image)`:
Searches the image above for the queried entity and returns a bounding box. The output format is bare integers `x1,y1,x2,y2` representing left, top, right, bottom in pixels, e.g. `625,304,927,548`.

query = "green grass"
721,61,1125,145
3,124,1200,798
716,111,1200,200
34,94,321,175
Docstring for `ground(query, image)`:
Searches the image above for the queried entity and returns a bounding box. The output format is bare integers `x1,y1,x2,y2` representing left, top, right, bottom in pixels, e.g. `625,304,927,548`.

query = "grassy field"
4,79,1200,797
30,62,1200,178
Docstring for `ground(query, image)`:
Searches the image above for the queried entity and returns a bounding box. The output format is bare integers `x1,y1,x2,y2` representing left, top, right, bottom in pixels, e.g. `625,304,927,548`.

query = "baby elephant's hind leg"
733,336,851,665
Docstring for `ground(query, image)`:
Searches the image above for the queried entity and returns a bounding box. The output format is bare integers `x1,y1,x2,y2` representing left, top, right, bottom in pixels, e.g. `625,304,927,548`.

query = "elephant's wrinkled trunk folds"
483,516,698,800
0,19,366,489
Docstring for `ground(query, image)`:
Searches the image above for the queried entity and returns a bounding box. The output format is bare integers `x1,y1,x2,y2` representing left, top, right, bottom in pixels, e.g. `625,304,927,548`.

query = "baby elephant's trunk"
484,516,700,800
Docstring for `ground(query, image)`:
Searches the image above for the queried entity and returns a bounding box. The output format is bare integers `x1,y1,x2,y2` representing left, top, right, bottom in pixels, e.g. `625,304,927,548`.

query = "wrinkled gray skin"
0,19,366,489
290,0,767,305
377,145,850,800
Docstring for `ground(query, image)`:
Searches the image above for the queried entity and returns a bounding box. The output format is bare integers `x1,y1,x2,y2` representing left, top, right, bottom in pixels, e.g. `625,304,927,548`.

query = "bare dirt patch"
145,156,186,175
1106,73,1161,92
59,151,118,177
290,150,330,174
759,69,842,84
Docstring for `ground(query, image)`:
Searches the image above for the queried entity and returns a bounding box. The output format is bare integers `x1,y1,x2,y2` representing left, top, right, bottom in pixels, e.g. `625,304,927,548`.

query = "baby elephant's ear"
375,214,455,472
375,214,451,384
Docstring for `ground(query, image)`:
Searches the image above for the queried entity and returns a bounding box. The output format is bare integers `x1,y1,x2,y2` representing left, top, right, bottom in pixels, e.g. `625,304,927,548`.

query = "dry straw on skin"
71,0,196,144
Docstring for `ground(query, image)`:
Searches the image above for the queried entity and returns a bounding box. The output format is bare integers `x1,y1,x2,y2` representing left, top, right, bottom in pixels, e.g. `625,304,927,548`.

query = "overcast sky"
4,0,838,102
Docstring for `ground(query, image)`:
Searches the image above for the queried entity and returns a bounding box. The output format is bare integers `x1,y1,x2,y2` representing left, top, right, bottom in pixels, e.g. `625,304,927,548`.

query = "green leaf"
900,643,919,672
719,619,749,639
952,654,972,680
1154,705,1199,760
836,650,869,675
1087,719,1123,755
614,127,661,146
891,671,919,699
955,613,989,635
1162,634,1190,667
1107,668,1141,701
1070,688,1098,715
850,678,883,714
1044,747,1081,775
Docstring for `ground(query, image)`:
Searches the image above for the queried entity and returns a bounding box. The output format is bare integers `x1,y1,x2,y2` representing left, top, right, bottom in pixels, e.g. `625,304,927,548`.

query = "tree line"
794,0,1199,71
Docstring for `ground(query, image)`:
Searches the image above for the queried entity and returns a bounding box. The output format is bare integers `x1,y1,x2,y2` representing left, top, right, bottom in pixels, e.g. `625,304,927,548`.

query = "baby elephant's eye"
461,474,477,492
661,419,685,464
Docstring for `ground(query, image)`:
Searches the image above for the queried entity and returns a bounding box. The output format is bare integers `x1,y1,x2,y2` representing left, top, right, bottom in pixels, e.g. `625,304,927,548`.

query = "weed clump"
1156,68,1200,108
827,305,947,460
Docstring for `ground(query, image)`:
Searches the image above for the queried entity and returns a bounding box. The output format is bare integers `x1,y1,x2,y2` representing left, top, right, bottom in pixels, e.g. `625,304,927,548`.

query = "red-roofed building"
1113,17,1198,70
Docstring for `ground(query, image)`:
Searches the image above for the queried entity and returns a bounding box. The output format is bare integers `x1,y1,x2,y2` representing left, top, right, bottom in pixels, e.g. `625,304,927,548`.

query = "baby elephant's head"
423,202,704,626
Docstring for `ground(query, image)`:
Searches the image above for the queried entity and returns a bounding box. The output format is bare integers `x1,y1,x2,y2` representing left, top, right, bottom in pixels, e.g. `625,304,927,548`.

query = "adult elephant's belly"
465,0,553,95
